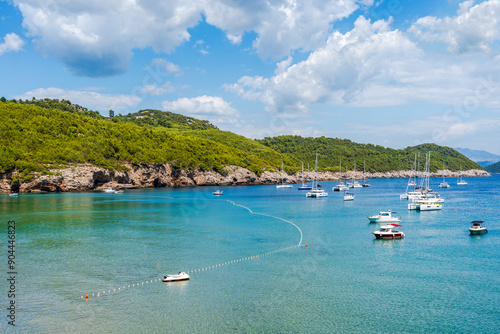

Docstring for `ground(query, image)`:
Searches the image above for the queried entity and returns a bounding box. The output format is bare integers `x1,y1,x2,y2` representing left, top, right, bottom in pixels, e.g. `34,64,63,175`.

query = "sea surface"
1,176,499,333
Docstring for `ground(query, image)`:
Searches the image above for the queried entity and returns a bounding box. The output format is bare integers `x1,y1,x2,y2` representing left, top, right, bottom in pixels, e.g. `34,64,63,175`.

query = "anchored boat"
372,224,405,239
367,210,401,223
162,272,190,282
469,221,487,235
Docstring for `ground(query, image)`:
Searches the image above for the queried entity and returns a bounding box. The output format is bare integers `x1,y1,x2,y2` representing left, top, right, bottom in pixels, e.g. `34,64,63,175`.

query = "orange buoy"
85,294,89,299
306,244,308,247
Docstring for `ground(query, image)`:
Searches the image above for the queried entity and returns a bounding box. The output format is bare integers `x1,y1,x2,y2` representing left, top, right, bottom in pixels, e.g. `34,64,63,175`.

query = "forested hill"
0,99,289,181
256,136,481,173
485,161,500,174
0,98,481,183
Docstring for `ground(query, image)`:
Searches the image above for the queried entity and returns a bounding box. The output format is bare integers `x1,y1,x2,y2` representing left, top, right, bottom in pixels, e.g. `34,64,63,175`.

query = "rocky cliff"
0,164,490,193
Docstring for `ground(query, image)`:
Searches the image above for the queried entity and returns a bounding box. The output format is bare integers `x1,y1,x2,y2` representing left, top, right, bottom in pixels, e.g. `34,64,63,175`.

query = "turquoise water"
1,176,499,333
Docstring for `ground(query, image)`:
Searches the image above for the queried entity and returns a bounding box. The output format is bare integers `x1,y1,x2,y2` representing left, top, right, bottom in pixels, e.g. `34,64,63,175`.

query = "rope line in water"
82,199,305,299
225,200,303,246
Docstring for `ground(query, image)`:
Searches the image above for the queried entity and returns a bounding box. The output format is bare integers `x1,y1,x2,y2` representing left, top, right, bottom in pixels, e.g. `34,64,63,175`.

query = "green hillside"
0,100,290,181
0,99,482,184
257,136,481,173
485,161,500,174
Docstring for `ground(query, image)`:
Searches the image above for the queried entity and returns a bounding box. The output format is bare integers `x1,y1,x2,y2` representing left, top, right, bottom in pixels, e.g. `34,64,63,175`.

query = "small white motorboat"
9,193,19,196
367,210,401,223
343,191,355,201
213,190,223,195
162,272,190,282
372,224,405,239
102,188,115,193
469,221,487,235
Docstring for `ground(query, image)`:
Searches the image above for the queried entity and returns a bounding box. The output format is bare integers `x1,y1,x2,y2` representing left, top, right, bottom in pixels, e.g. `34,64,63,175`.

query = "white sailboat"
297,162,312,190
306,153,328,198
333,159,348,191
347,162,362,188
457,166,468,185
438,163,450,188
343,190,355,201
276,161,293,188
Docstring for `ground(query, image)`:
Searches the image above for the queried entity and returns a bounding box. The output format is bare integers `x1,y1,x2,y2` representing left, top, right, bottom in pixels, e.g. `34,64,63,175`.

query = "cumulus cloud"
139,83,175,96
409,0,500,54
162,95,240,124
226,16,421,113
0,33,24,55
226,15,500,113
13,0,361,76
202,0,359,59
150,58,181,74
15,87,141,111
14,0,201,76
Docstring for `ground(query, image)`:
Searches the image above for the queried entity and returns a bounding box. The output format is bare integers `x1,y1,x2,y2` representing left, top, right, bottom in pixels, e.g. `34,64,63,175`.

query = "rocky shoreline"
0,164,490,194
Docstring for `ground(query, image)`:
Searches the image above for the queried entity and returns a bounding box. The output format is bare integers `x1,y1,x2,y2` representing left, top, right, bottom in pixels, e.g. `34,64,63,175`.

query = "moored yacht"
276,161,293,188
343,191,355,201
367,210,401,223
306,152,328,198
372,224,405,239
469,221,487,235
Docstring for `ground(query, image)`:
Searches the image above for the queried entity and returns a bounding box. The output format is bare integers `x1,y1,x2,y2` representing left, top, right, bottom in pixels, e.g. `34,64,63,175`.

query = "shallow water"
1,176,499,333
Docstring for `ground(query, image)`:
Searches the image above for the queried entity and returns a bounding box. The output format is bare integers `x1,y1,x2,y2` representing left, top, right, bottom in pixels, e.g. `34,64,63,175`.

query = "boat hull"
162,273,190,282
373,232,405,239
469,228,487,235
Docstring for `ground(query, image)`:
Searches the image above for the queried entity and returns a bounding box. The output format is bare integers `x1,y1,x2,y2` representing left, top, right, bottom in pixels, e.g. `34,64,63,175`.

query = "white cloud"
13,0,361,76
14,0,201,76
15,87,141,112
139,83,175,96
202,0,359,59
0,33,24,55
226,16,422,112
150,58,181,74
227,15,500,113
162,95,240,125
409,0,500,54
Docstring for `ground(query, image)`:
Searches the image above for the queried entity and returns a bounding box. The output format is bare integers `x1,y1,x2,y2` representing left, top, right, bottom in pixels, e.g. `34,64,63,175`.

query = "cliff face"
0,164,490,193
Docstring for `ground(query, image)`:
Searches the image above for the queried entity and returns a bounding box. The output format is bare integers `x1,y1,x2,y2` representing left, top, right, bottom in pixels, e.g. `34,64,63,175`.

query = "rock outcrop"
0,164,490,193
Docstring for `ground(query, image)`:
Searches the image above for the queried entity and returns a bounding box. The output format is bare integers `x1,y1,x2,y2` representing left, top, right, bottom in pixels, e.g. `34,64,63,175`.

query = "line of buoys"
225,200,303,246
83,199,306,300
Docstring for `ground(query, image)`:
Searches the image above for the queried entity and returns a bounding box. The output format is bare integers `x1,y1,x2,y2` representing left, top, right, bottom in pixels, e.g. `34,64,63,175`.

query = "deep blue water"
1,175,499,333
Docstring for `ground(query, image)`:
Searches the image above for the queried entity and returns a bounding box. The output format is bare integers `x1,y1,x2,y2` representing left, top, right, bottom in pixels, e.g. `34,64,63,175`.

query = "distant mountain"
455,147,500,166
485,161,500,174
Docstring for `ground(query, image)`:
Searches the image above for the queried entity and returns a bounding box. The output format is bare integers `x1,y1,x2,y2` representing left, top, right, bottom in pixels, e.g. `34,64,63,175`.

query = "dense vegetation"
0,100,290,181
0,98,481,184
485,161,500,174
257,136,481,173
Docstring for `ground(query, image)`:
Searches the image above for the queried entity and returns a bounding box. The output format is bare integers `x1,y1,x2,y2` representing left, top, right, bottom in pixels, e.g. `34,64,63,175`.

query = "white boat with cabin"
372,224,405,239
367,210,401,223
469,221,487,235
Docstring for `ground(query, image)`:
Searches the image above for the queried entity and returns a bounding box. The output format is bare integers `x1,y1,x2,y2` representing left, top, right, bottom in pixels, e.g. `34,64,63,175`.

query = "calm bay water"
1,175,499,333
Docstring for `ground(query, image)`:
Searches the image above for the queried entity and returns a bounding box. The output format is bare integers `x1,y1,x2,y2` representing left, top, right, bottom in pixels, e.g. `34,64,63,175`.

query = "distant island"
0,98,488,193
485,161,500,174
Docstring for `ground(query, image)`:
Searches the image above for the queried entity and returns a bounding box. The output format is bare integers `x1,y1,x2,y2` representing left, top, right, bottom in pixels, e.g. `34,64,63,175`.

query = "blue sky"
1,0,500,154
